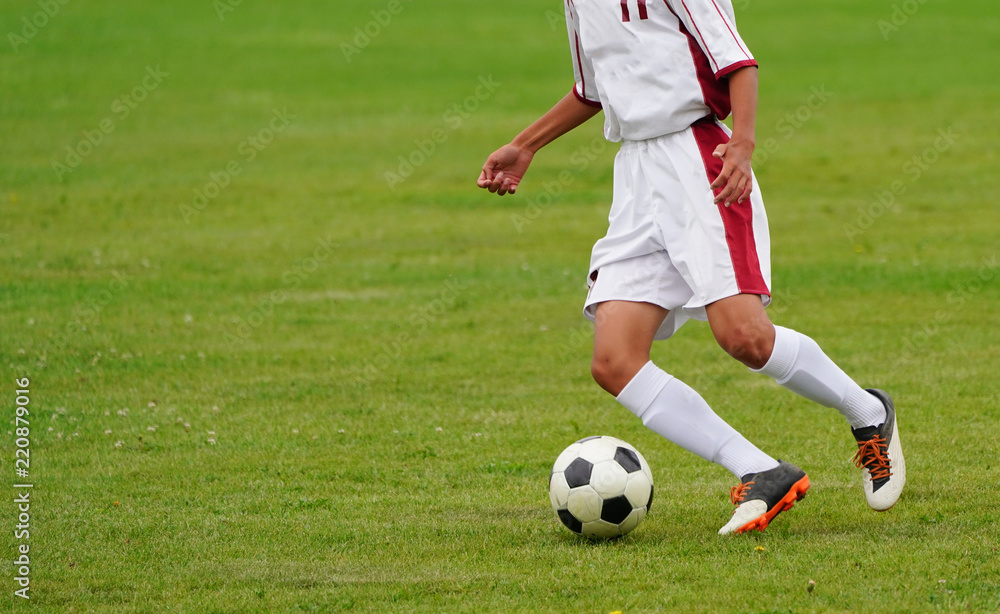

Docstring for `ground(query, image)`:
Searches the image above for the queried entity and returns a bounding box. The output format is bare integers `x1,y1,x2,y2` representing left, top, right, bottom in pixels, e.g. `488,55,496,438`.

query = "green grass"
2,0,999,611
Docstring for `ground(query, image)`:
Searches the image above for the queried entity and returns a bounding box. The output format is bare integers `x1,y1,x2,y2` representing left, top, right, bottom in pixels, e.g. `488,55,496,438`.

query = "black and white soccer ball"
548,436,654,539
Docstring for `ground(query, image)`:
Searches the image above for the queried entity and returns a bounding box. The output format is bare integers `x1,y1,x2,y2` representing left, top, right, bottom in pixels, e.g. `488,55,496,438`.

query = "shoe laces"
854,436,892,480
730,481,754,505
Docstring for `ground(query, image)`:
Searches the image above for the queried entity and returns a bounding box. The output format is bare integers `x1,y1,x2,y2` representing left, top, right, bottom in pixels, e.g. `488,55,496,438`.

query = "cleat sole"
734,474,810,535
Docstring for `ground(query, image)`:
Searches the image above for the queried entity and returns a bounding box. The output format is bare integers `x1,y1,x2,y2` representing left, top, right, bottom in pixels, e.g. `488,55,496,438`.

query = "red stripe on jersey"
671,12,732,120
573,85,603,108
708,0,752,61
621,0,630,22
573,30,590,101
568,0,600,106
638,0,649,20
716,59,757,80
678,0,719,71
691,119,769,297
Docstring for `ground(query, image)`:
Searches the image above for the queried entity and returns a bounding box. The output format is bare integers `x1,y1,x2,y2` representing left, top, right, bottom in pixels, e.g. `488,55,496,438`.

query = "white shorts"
583,118,772,340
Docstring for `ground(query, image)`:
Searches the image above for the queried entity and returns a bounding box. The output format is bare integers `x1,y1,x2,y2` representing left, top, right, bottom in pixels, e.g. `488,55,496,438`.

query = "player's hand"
477,144,534,196
709,138,754,207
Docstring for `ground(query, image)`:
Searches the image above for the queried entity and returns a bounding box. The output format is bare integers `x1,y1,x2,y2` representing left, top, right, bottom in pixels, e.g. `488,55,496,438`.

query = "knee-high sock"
616,361,779,479
754,325,886,429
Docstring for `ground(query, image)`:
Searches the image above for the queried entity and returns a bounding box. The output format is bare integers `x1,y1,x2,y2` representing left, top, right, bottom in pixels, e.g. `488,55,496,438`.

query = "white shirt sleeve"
565,0,602,107
666,0,757,78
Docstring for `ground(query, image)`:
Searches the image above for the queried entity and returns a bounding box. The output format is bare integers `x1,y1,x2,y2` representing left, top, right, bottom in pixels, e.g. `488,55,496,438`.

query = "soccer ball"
548,436,654,539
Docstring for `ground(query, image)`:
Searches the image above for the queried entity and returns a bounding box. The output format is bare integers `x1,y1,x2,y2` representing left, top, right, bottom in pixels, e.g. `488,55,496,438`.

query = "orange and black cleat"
718,460,810,535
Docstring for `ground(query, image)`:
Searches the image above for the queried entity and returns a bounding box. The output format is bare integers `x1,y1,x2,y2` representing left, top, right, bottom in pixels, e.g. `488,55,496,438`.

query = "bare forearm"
727,66,758,147
511,90,601,153
709,66,758,206
478,89,600,196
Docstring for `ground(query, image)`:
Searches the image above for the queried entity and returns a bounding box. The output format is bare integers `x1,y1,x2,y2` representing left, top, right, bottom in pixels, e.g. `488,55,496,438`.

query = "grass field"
2,0,999,611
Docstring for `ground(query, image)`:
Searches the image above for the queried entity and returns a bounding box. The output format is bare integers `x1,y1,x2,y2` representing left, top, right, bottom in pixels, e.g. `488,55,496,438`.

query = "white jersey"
565,0,757,142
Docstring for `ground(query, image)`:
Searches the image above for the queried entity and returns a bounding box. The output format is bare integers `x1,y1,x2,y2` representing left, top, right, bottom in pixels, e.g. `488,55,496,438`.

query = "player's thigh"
593,300,669,360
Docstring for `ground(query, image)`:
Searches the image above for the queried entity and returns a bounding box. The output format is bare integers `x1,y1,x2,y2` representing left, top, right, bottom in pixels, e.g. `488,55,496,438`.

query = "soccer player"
476,0,905,534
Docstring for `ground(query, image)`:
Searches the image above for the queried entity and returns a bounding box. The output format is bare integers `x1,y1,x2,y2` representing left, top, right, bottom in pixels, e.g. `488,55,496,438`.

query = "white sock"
616,361,779,479
754,326,886,429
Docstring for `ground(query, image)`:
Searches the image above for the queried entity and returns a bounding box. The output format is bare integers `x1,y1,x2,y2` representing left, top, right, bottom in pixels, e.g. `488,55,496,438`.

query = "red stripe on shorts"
691,118,770,297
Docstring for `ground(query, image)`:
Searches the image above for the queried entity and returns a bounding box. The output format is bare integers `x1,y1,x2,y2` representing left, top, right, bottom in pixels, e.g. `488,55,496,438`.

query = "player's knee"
590,355,620,395
717,323,772,370
591,351,644,397
591,353,631,396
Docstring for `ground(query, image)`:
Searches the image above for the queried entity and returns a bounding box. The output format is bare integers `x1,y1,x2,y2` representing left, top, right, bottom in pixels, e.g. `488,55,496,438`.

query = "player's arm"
477,90,600,196
710,66,758,207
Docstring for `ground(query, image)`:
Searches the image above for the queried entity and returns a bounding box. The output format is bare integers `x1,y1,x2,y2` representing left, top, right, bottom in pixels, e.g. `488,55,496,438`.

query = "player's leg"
705,293,905,510
586,127,812,533
593,299,810,535
590,299,665,397
591,299,780,484
707,294,884,424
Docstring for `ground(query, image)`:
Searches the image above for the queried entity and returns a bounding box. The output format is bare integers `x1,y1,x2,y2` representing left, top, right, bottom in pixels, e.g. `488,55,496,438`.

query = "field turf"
2,0,999,612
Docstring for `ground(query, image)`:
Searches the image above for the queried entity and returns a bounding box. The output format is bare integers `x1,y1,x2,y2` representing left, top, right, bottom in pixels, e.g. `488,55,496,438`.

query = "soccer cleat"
718,460,810,535
852,389,905,511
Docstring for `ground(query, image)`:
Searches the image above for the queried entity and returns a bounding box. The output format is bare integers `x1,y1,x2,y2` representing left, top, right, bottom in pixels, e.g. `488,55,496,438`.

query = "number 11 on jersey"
620,0,649,23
